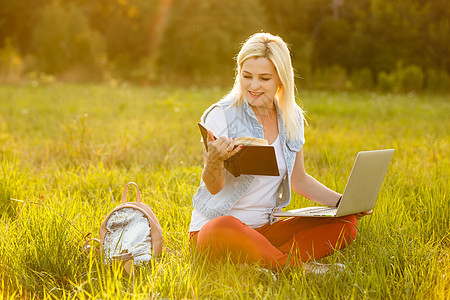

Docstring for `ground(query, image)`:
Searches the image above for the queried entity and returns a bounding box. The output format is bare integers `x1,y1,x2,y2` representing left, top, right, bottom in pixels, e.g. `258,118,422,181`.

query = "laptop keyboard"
304,207,337,214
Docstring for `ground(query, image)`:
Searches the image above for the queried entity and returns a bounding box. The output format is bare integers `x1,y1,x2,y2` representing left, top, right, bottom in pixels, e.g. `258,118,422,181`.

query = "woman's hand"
205,130,242,164
355,210,373,220
202,130,242,195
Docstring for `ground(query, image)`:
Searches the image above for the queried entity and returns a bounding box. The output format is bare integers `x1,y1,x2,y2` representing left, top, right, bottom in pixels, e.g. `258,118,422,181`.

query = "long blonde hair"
228,32,304,142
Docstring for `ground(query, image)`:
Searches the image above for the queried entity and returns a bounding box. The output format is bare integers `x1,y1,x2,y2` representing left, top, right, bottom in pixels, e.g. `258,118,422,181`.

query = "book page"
234,137,269,146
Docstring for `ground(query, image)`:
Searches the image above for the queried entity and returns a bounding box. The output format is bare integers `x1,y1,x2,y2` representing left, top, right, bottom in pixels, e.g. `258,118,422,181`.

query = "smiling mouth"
249,91,263,97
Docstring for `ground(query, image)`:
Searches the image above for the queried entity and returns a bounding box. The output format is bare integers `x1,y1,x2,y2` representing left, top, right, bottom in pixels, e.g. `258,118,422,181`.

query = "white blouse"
189,107,287,231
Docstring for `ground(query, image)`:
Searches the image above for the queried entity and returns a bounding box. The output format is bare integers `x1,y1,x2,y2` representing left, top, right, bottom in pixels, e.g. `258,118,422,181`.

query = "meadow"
0,83,448,299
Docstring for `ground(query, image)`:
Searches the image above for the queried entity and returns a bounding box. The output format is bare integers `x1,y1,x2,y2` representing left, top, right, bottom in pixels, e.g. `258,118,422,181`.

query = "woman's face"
240,57,281,110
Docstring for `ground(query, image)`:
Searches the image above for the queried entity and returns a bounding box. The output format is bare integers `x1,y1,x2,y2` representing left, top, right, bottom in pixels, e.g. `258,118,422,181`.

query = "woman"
189,33,371,272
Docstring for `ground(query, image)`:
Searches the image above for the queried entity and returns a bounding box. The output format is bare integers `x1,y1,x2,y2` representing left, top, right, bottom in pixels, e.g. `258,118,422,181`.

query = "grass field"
0,84,448,299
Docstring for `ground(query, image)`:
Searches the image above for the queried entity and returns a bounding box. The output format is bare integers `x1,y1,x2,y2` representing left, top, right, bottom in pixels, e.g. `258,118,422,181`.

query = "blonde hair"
228,32,304,141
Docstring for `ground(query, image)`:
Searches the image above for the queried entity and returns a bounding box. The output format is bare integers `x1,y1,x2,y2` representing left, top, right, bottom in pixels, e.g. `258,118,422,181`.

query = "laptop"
273,149,395,218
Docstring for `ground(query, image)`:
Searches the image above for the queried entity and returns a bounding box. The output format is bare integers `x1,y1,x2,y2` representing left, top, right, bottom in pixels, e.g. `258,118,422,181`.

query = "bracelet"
336,196,342,207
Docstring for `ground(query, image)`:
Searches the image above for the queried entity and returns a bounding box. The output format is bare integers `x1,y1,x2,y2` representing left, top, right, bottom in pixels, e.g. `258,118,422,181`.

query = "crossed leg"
190,215,358,270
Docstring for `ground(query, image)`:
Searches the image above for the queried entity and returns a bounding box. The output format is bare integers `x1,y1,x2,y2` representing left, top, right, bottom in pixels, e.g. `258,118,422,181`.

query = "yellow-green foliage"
0,84,448,299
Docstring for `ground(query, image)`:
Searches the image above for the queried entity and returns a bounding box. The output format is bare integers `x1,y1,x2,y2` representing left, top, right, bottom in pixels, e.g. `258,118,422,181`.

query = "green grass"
0,84,448,299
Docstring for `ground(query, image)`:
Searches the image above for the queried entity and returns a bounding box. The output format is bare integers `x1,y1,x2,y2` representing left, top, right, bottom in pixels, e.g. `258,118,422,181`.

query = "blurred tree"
360,0,427,73
157,0,268,84
31,3,105,79
262,0,320,86
0,0,48,54
65,0,160,81
423,0,450,73
0,0,449,87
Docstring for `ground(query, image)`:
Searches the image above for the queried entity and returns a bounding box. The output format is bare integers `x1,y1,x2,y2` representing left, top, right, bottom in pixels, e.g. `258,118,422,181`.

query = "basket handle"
82,238,101,256
122,182,142,204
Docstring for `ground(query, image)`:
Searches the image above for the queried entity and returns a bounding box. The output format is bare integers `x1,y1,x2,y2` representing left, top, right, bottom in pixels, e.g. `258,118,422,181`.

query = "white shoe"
303,261,346,275
257,267,278,281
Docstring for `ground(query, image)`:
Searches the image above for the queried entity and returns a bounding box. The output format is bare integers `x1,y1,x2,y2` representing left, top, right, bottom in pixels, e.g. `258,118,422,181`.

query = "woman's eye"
260,77,270,81
243,75,252,79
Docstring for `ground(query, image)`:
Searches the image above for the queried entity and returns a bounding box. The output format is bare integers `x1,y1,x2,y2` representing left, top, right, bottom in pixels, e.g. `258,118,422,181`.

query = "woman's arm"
290,148,341,207
201,130,242,195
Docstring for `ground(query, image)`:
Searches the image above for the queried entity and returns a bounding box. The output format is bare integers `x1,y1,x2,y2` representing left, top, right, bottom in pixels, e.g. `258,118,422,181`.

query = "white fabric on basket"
103,207,152,263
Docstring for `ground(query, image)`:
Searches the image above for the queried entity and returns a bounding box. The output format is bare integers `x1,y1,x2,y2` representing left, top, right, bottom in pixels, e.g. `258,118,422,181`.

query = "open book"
198,123,279,177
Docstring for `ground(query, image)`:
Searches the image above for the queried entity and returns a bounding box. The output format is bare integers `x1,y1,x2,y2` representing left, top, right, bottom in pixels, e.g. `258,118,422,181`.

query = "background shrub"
351,68,374,90
0,40,24,82
377,64,425,93
312,65,350,90
377,71,396,93
426,69,450,93
396,64,424,92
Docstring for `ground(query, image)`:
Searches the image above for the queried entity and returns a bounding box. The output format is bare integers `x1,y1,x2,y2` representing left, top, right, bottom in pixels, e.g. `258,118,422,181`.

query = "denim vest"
192,96,305,224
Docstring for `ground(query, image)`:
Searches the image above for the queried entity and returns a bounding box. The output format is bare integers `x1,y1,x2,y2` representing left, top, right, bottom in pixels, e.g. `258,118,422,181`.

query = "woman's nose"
250,78,260,90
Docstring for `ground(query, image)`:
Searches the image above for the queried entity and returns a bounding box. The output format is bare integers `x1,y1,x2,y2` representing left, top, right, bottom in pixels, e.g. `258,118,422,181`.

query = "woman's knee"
197,216,242,246
209,215,242,227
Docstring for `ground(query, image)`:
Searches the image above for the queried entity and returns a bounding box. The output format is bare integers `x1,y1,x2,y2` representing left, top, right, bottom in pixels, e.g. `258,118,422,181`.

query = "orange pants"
190,215,358,270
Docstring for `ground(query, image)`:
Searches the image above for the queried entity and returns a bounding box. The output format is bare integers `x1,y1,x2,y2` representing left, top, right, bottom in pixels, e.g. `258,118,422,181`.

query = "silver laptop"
273,149,394,218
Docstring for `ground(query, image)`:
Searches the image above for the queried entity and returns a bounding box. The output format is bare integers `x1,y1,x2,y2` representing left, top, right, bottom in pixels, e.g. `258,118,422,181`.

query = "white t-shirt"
189,107,287,231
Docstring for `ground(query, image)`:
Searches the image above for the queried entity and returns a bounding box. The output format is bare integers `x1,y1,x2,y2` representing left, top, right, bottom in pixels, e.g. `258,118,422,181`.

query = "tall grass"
0,84,448,299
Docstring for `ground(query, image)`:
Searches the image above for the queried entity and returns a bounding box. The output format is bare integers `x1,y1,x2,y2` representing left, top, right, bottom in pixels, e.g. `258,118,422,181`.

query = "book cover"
198,123,279,177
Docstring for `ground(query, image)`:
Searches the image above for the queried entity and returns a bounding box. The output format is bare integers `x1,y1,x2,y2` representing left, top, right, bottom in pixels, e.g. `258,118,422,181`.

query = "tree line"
0,0,449,92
